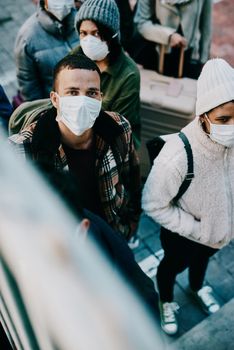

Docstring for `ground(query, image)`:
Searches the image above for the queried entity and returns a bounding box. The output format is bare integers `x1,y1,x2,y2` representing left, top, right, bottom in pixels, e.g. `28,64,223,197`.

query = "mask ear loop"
204,113,210,123
112,32,119,39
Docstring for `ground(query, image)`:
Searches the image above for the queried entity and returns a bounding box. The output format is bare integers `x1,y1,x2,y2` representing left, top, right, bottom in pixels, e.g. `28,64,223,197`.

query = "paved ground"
211,0,234,66
0,0,35,99
1,0,234,347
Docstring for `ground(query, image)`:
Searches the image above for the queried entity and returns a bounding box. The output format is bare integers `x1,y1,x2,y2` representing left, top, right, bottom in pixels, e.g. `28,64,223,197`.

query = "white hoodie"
142,118,234,249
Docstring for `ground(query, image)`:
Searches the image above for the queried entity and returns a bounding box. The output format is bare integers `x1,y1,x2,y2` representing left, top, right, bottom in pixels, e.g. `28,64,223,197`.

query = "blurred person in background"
72,0,141,150
15,0,78,102
133,0,212,78
115,0,135,54
142,58,234,335
0,85,13,132
9,54,141,243
74,0,86,10
44,169,160,324
32,0,85,8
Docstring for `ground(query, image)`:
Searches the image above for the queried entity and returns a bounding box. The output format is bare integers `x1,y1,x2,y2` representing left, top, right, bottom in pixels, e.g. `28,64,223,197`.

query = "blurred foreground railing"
0,131,168,350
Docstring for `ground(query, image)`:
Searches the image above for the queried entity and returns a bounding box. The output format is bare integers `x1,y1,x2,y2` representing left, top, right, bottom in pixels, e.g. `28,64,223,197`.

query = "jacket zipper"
64,40,73,51
224,147,233,243
57,24,75,51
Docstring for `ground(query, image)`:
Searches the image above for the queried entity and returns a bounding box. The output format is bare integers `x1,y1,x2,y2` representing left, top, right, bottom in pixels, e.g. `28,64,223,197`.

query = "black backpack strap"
173,132,194,202
146,136,166,166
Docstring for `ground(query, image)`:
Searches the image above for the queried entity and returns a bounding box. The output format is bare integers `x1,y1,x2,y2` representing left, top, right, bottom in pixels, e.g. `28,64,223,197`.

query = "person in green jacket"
72,0,141,149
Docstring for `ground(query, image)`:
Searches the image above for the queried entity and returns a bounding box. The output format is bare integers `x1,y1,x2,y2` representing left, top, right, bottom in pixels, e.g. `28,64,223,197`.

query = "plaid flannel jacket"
9,108,141,238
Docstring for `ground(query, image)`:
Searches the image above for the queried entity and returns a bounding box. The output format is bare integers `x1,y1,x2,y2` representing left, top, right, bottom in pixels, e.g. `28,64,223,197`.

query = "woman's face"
79,20,110,62
79,20,101,40
201,101,234,133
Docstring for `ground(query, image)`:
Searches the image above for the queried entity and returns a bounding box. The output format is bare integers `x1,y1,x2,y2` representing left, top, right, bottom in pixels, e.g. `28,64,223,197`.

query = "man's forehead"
57,67,100,85
59,67,99,77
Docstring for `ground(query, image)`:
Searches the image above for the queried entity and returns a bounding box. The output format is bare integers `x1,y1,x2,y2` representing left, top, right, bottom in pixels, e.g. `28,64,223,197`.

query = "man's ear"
200,113,205,122
77,218,90,242
50,91,59,110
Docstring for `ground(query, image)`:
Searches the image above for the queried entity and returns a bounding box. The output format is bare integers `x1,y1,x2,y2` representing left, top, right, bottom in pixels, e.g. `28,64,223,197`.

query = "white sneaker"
127,235,140,249
159,301,179,335
194,286,220,314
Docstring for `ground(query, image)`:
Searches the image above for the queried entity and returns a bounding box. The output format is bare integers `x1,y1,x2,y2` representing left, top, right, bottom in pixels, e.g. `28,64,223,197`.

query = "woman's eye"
79,31,86,38
87,91,98,97
219,117,229,123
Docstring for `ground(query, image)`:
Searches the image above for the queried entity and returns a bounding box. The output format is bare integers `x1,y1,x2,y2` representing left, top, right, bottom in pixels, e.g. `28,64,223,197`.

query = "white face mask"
56,95,102,136
205,114,234,148
80,35,109,61
46,0,74,21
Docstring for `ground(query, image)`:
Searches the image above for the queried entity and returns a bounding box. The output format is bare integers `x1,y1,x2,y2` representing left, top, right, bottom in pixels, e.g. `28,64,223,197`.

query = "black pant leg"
156,227,191,302
163,47,203,79
188,242,218,291
129,31,159,71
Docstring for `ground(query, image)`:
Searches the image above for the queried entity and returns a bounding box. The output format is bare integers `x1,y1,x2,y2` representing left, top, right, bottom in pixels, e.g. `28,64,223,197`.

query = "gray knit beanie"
75,0,120,35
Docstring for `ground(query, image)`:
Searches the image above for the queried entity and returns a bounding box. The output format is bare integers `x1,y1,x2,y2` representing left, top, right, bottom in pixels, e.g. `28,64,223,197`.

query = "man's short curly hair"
52,54,101,91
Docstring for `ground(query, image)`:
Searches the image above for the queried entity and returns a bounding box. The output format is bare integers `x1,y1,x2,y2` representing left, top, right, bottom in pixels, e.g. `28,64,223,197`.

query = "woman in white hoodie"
142,58,234,335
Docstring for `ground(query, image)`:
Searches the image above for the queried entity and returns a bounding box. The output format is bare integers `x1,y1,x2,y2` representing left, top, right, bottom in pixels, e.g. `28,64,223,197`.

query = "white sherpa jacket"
142,118,234,249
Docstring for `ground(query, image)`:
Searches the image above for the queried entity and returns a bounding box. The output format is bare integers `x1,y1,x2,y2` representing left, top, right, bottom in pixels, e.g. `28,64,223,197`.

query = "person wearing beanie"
14,0,79,101
142,58,234,335
71,0,141,150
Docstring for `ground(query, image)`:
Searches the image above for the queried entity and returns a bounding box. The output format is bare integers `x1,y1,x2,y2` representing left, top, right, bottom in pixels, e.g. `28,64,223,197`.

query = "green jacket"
71,47,141,149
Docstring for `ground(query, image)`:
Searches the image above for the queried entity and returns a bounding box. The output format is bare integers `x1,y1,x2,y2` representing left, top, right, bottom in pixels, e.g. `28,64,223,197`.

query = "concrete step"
173,298,234,350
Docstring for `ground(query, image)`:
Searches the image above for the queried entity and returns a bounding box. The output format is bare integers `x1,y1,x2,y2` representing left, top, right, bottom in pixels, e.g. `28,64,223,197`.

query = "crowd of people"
1,0,234,337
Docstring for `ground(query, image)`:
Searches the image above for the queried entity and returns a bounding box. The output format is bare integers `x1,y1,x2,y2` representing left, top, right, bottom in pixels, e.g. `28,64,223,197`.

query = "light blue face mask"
205,114,234,147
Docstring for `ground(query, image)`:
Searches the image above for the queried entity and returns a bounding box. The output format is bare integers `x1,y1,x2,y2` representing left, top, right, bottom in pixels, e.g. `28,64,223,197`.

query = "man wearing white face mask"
14,0,78,101
142,58,234,335
9,54,141,240
45,0,75,21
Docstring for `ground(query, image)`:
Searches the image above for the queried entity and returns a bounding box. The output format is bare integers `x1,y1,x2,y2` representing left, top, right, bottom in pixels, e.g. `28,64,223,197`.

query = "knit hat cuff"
75,0,120,35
